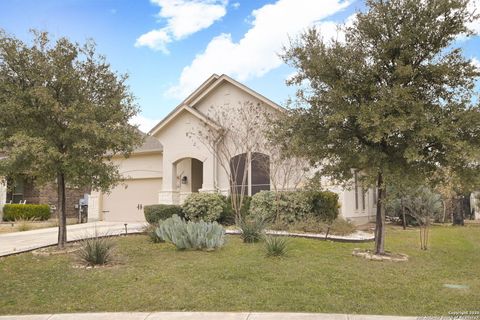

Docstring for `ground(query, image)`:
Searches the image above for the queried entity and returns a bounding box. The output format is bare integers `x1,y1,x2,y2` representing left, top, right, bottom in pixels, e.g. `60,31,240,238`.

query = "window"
251,152,270,195
362,186,366,211
7,178,25,203
230,152,270,196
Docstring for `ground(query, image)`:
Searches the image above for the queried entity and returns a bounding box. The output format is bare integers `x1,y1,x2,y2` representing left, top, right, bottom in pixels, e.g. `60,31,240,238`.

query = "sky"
0,0,479,133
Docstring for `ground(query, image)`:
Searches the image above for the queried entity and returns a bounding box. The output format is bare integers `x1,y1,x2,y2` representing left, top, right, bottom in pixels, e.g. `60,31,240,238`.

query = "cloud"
129,115,160,133
166,0,351,98
472,57,480,71
468,0,480,35
232,2,240,9
135,0,228,53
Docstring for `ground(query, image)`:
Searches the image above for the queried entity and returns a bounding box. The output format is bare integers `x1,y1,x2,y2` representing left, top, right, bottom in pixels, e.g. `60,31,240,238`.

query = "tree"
386,185,442,249
190,101,272,224
0,30,142,248
277,0,480,254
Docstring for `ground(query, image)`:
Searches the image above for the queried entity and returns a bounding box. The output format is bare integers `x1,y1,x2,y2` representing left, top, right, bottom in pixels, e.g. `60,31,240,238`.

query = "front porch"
159,155,219,205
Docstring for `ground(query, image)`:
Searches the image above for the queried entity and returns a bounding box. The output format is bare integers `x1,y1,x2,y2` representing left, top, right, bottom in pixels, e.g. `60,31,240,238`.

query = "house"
0,176,89,220
88,74,378,224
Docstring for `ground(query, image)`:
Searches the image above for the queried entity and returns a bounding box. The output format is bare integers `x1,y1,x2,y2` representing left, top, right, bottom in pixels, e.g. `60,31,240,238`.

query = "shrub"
144,204,183,224
144,224,164,243
249,190,339,224
240,217,266,243
182,193,225,222
307,191,340,222
156,214,225,250
219,195,251,225
2,204,51,221
77,234,115,266
265,236,288,257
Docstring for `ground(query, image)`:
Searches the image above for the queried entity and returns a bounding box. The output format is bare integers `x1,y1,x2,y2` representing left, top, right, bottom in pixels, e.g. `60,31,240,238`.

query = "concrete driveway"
0,221,146,256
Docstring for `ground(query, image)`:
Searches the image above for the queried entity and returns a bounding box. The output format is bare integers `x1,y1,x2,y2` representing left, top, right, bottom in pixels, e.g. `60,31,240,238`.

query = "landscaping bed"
0,225,478,316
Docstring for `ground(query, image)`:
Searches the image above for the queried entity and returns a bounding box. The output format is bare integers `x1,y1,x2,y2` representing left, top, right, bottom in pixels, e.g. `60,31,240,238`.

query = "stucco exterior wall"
88,152,163,222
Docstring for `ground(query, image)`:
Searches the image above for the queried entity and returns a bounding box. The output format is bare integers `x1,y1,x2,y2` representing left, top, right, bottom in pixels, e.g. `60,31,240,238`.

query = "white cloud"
166,0,351,98
135,0,228,53
232,2,240,9
129,114,160,133
468,0,480,35
472,57,480,71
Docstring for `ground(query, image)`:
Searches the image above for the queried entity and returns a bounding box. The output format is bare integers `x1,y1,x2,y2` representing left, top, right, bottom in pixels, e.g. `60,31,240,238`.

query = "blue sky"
0,0,479,132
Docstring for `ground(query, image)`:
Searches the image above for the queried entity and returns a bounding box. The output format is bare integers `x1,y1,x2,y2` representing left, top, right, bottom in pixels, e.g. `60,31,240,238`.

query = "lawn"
0,224,479,316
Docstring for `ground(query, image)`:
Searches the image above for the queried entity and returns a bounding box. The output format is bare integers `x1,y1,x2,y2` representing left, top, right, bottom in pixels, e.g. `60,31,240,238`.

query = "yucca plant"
265,236,288,257
156,214,225,250
77,233,115,266
240,217,266,243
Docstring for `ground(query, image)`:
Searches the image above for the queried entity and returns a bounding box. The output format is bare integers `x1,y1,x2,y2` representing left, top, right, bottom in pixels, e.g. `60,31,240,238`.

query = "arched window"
230,152,270,196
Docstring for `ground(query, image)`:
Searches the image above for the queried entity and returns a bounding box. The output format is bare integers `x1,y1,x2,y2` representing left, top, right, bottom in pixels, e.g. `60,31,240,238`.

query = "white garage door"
102,178,162,222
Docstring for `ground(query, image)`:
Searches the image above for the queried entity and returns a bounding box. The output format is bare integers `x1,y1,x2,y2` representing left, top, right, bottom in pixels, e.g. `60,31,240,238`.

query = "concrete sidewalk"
0,221,146,256
0,312,418,320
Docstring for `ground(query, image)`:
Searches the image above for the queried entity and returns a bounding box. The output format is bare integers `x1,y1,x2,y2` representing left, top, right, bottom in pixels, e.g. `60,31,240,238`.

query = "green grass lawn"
0,224,479,316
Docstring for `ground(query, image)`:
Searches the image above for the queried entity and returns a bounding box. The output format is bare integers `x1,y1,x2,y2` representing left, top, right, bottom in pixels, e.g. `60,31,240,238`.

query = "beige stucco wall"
152,110,216,204
88,152,163,222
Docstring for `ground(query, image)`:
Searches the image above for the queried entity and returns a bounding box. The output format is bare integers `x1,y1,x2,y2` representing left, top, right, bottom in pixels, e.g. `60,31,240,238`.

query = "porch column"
200,155,215,193
159,158,179,204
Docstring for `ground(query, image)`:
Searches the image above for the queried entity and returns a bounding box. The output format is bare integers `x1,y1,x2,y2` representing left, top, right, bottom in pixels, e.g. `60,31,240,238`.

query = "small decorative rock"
352,248,408,262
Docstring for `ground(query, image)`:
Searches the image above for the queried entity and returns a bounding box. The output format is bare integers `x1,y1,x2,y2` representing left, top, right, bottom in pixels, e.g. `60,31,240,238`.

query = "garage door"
102,178,162,222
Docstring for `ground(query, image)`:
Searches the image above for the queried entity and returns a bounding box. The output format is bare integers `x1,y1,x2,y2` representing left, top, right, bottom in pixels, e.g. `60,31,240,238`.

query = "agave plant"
156,214,225,250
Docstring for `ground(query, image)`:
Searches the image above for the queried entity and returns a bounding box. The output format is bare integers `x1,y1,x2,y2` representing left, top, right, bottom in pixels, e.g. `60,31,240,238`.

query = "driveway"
0,221,146,257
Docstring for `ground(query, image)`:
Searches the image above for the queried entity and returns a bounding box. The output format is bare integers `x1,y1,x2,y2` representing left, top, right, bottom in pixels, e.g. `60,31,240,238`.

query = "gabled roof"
134,133,163,154
149,74,284,137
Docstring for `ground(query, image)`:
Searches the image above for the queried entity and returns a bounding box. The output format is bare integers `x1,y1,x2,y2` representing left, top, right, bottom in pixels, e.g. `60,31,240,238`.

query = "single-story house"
88,74,378,224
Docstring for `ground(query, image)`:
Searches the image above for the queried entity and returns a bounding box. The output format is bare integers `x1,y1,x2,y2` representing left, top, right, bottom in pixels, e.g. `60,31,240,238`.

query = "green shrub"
182,193,225,222
265,236,288,257
240,217,266,243
2,204,51,221
219,195,251,225
307,190,340,222
144,224,164,243
249,190,312,223
156,214,225,250
249,190,339,224
144,204,183,224
77,234,115,266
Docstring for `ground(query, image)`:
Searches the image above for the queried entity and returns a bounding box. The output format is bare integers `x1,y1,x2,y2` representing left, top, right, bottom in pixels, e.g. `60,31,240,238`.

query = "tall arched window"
230,152,270,196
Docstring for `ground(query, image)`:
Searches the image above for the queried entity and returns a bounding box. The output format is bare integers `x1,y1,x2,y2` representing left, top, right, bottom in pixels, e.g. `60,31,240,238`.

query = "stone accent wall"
23,181,90,218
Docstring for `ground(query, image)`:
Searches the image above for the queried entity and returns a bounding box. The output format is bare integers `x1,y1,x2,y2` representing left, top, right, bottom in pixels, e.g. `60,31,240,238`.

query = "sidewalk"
0,221,146,256
0,312,418,320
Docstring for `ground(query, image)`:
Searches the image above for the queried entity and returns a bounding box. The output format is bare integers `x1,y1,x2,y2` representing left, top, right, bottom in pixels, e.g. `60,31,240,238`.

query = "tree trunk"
401,198,406,230
57,173,67,248
374,171,386,255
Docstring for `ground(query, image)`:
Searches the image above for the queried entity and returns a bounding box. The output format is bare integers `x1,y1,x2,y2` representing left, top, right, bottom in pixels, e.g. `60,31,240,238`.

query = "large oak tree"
277,0,480,254
0,30,142,248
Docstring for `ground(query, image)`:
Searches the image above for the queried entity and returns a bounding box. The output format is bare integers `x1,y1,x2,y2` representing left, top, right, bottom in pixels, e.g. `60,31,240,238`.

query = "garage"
101,178,162,222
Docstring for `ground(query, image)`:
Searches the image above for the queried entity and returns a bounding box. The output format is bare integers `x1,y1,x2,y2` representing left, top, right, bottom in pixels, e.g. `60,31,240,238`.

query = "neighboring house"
88,74,378,224
0,153,89,219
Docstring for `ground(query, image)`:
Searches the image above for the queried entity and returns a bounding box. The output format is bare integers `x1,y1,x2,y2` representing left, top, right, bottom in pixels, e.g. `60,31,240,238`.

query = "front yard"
0,224,479,316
